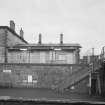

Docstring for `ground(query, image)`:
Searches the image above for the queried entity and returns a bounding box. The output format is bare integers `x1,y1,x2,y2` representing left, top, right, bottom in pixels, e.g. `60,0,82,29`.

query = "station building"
0,20,81,64
0,21,90,93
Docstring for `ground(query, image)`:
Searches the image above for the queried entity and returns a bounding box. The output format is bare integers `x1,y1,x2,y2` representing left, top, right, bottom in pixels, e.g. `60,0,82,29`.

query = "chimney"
20,28,24,38
38,33,42,44
10,20,15,31
60,33,63,44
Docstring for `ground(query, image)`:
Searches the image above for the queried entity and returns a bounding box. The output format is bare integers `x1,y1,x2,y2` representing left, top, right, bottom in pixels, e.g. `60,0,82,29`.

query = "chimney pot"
10,20,15,31
20,28,24,38
60,33,63,44
38,33,42,44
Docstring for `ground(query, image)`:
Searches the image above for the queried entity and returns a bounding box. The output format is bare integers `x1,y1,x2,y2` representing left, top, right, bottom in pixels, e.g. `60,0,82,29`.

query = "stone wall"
0,28,27,47
69,76,89,94
7,30,27,46
0,64,89,92
0,28,27,63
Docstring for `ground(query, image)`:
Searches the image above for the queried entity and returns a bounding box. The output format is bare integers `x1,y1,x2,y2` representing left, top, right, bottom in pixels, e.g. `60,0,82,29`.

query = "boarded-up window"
40,52,46,63
58,54,66,61
66,53,75,64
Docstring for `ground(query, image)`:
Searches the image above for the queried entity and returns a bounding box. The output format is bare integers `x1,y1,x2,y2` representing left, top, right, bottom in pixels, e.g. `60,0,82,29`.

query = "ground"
0,88,104,104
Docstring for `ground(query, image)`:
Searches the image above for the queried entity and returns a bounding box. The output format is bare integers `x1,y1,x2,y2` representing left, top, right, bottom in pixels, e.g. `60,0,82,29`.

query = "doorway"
28,75,32,83
91,79,97,95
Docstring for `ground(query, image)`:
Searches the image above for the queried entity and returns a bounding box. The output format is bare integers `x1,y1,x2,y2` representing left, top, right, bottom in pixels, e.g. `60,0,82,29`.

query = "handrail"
59,60,101,90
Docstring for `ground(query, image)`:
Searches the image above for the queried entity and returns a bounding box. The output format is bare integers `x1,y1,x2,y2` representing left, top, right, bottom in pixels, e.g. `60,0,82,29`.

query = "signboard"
3,70,11,73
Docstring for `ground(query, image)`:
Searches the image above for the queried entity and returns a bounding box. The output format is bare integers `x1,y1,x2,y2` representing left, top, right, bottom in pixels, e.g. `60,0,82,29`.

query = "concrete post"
89,73,92,95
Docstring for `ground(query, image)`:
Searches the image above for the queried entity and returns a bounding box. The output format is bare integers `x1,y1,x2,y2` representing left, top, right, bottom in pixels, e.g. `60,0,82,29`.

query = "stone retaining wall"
0,63,89,92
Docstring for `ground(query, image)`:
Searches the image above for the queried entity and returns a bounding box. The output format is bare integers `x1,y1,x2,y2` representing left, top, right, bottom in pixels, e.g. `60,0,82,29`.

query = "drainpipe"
89,73,92,95
4,29,8,63
97,73,101,95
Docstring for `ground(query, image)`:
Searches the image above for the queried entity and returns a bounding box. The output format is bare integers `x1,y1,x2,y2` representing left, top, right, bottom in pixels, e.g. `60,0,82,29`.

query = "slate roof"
0,26,28,44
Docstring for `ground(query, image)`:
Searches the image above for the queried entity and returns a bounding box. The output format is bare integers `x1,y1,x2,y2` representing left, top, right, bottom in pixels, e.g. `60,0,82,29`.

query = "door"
91,79,97,95
28,75,32,83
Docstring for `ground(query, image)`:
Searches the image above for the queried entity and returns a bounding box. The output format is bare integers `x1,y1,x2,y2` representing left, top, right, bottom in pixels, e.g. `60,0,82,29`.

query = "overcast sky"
0,0,105,56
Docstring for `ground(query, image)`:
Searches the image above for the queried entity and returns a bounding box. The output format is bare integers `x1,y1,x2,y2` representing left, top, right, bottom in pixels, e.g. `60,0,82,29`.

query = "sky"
0,0,105,56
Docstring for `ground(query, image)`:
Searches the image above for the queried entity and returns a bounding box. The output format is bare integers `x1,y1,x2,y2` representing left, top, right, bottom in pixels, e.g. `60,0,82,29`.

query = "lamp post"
89,48,95,95
92,48,94,72
27,47,31,63
102,46,105,61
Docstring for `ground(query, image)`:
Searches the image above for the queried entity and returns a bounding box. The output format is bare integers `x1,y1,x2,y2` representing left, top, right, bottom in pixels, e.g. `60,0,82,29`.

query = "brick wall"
69,76,89,94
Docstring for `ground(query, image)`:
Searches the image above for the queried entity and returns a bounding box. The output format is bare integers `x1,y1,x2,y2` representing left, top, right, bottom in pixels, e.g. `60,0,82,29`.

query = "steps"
58,65,89,90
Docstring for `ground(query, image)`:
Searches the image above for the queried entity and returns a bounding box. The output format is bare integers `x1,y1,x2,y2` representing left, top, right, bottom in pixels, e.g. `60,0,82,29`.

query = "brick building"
0,21,90,93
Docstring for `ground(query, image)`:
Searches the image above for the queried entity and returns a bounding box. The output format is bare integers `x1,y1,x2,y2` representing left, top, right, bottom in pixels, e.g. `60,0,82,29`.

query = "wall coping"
0,63,89,66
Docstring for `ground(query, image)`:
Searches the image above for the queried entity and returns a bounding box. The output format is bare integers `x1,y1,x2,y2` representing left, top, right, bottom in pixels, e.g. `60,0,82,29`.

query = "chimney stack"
38,33,42,44
20,28,24,38
60,33,63,44
10,20,15,31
